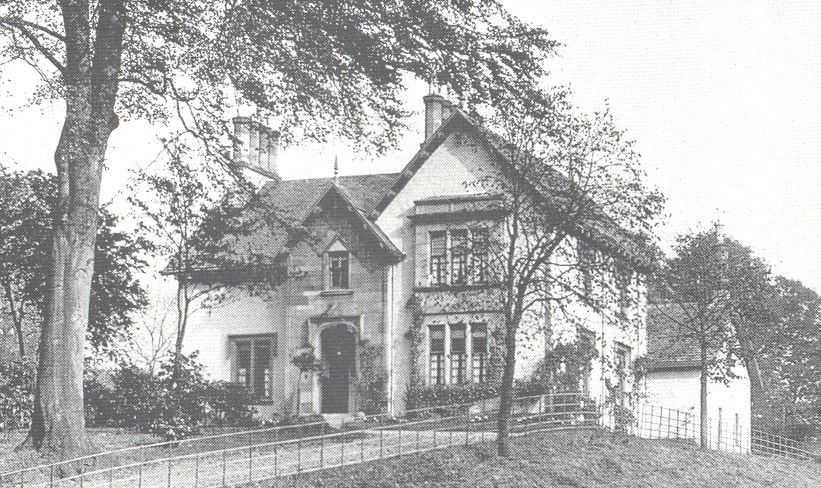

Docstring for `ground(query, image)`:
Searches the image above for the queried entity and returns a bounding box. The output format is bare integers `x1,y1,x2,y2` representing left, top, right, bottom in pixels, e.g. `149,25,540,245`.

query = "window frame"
229,334,277,403
328,250,350,290
428,227,492,287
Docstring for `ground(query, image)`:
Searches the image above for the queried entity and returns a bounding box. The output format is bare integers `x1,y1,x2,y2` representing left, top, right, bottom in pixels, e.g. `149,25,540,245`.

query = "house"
181,94,650,419
644,302,752,452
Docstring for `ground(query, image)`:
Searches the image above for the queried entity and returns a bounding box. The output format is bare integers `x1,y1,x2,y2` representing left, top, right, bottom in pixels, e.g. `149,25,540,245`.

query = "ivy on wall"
354,340,388,415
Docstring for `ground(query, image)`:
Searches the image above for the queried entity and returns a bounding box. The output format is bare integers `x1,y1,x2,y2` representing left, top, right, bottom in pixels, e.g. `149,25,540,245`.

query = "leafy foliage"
0,358,36,430
83,353,255,440
0,167,149,359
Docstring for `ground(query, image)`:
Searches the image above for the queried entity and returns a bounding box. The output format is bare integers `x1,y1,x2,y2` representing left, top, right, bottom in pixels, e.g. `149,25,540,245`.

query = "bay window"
427,322,490,386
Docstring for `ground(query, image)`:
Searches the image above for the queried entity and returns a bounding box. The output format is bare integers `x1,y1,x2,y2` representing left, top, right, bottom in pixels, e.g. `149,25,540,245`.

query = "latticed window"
614,342,631,407
471,323,488,383
429,231,447,286
429,325,445,385
232,335,277,401
471,228,489,284
450,230,469,285
329,251,350,289
450,324,467,384
578,328,596,397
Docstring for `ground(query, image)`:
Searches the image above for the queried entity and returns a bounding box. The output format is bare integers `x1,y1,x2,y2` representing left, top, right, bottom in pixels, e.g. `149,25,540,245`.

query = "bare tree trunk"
700,343,709,449
172,280,190,380
496,320,517,457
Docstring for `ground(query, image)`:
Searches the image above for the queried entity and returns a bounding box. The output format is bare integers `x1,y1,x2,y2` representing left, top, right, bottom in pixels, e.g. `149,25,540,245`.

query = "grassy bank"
252,429,821,488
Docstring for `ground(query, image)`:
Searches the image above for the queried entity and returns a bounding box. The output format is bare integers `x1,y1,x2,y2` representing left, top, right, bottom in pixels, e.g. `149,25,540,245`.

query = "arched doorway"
320,323,357,414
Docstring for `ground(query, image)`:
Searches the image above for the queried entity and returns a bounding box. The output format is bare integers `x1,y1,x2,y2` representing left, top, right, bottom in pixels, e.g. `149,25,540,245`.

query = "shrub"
0,358,35,430
406,383,498,412
83,352,256,440
205,381,256,427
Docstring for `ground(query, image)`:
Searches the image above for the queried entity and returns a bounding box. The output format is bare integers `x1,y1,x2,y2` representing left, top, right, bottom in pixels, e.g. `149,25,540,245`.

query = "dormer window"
329,251,350,289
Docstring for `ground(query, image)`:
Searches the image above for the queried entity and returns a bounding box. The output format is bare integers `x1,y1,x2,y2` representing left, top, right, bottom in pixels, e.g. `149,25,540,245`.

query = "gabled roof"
245,173,400,261
372,109,652,270
646,303,702,371
301,183,404,260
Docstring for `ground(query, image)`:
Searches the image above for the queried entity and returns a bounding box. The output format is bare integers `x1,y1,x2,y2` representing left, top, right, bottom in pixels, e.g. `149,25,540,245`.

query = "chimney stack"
423,93,447,141
232,116,279,179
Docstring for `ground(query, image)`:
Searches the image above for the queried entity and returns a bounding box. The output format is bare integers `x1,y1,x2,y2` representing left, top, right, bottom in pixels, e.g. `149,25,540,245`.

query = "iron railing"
2,392,817,487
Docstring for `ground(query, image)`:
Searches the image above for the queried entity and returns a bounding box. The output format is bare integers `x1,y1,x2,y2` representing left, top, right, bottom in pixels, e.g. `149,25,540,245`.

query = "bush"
406,383,498,412
205,381,256,427
83,352,256,440
0,358,35,430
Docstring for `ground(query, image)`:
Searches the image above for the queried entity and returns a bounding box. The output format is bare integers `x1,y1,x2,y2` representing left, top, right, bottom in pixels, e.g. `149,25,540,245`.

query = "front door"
320,324,356,414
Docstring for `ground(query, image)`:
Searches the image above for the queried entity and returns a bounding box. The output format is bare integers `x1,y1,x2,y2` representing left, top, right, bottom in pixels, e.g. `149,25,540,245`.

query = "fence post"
717,408,723,451
194,454,200,488
398,426,402,458
465,410,470,446
297,436,302,474
167,458,172,488
138,463,143,488
320,425,325,469
222,448,227,487
341,430,346,465
380,428,384,458
248,431,253,481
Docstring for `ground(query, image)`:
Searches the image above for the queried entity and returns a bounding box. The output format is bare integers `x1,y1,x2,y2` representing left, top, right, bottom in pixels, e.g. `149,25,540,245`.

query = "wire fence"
1,392,817,487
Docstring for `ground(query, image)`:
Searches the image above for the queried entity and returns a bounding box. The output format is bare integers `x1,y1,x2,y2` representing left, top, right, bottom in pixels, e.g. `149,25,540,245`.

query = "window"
471,323,488,383
429,325,446,385
578,328,596,397
471,228,489,284
429,231,447,286
429,228,492,287
450,230,469,285
614,342,631,407
231,335,277,401
329,251,350,289
450,324,467,384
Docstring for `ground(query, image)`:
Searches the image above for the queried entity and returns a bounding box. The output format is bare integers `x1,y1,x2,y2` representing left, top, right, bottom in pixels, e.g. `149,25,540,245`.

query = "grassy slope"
254,429,821,488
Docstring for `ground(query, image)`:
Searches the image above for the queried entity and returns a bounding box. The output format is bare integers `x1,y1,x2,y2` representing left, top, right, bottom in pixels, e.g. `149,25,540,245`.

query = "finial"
333,155,339,182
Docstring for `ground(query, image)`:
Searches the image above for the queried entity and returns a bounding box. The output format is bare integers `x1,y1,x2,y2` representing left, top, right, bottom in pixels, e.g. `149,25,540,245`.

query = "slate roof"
236,173,400,261
646,303,702,371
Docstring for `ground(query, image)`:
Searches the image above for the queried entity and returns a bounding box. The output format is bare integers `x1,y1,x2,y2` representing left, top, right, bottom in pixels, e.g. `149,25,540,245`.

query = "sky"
1,1,820,290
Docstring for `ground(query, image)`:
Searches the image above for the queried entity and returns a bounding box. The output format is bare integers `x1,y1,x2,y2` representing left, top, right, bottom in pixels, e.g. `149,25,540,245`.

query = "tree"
0,0,556,456
0,167,148,360
655,225,775,448
473,89,663,456
754,277,821,436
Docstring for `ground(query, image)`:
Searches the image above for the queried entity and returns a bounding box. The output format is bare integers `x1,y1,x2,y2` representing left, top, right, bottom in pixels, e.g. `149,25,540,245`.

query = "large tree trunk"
700,344,709,449
496,321,518,457
26,0,127,458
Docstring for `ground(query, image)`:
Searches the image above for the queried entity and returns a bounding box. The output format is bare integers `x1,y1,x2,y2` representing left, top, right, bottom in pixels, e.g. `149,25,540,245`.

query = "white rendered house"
179,95,651,419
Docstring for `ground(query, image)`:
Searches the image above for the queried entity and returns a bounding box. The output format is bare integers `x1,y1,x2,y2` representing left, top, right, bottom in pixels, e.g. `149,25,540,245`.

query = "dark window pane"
429,325,445,385
471,228,489,284
451,230,468,285
429,325,445,352
450,324,467,384
236,342,252,389
471,323,488,383
253,341,272,399
430,232,447,285
329,251,350,289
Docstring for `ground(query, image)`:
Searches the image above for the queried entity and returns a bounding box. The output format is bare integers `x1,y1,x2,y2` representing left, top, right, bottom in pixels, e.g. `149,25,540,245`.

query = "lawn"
249,429,821,488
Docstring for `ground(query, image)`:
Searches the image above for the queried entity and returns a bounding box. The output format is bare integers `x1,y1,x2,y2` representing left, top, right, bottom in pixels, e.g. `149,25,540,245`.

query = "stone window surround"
425,320,490,386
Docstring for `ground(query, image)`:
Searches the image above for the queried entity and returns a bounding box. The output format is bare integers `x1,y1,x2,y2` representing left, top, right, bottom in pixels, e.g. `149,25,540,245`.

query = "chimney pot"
232,116,279,179
423,93,446,141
